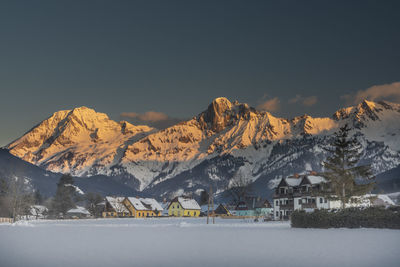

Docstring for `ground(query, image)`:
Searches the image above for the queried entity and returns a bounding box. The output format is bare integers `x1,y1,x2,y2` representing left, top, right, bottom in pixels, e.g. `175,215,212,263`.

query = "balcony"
273,192,293,198
279,203,294,210
302,203,317,209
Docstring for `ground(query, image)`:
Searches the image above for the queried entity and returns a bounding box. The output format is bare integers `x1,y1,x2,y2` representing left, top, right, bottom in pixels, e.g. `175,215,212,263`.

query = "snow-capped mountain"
7,107,155,176
6,98,400,198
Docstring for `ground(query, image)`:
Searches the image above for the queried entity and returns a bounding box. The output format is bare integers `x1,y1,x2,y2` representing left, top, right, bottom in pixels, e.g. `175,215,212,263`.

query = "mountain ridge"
5,98,400,198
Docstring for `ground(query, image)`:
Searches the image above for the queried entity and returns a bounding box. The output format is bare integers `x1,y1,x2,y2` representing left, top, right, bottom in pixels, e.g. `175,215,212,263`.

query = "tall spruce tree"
85,192,103,217
52,174,76,217
322,124,375,209
199,190,209,206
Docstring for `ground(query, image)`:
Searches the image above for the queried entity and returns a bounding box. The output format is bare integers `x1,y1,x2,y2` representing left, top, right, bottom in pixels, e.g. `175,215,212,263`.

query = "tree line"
0,173,103,221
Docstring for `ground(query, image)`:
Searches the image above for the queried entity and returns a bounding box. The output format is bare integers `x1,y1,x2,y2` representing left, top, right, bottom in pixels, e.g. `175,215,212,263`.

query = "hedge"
291,207,400,229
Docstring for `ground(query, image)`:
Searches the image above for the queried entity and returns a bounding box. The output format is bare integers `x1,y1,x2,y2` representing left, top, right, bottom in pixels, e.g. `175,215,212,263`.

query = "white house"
273,174,342,220
272,173,396,220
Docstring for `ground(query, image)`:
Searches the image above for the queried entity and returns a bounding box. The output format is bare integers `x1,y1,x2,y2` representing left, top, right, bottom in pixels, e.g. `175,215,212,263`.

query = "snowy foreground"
1,218,399,267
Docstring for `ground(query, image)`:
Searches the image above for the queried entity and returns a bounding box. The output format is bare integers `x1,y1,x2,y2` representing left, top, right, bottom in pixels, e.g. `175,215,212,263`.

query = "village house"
233,197,273,217
103,196,130,218
214,204,232,217
66,206,91,219
168,197,201,217
200,203,233,217
273,174,341,220
122,197,163,218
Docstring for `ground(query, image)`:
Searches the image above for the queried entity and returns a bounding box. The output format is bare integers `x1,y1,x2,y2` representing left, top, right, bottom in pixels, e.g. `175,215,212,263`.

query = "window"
276,200,279,206
276,211,279,216
325,199,328,203
298,199,301,205
320,198,323,204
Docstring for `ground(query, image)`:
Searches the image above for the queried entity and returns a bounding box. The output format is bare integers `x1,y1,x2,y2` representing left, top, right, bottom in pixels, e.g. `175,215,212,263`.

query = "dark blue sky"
1,0,399,146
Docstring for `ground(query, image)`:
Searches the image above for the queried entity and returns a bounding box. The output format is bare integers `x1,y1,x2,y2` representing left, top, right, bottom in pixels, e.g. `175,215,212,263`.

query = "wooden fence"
0,217,13,223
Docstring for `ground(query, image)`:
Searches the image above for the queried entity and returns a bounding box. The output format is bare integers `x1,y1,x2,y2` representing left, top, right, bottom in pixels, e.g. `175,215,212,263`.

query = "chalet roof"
214,204,231,215
170,197,201,210
285,178,302,187
365,194,395,206
126,197,148,211
255,199,272,209
105,196,129,213
139,198,163,211
306,175,327,185
67,206,90,215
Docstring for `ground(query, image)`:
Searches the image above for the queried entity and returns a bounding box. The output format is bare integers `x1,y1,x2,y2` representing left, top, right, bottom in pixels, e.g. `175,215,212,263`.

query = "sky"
1,0,399,146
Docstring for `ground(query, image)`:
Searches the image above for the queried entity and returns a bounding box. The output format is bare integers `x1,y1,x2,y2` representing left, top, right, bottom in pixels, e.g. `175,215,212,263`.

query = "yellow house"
102,196,130,218
168,197,201,217
123,197,163,218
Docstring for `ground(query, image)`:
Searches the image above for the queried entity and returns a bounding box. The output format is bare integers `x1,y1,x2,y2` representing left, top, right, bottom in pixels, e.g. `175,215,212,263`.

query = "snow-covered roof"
285,178,302,187
176,197,201,210
365,194,396,206
105,196,129,213
377,194,395,206
67,206,90,215
139,198,163,211
307,175,327,185
126,197,148,211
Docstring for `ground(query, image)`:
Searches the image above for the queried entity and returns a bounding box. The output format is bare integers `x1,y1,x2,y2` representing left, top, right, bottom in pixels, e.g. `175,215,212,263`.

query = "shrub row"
291,207,400,229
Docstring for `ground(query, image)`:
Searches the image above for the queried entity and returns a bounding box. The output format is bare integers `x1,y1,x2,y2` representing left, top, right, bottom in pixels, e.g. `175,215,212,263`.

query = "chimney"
310,171,317,176
294,173,300,178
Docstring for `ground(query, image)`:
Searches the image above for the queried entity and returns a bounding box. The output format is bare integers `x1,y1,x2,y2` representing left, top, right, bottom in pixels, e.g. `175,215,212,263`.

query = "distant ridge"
5,98,400,198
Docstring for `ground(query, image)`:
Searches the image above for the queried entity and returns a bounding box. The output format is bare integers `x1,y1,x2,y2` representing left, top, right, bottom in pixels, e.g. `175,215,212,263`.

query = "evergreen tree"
51,174,76,217
85,192,103,217
322,124,375,209
199,190,209,206
34,190,43,205
226,169,253,205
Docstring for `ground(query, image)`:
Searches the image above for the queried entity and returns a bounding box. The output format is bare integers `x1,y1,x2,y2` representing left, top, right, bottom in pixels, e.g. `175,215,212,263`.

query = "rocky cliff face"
6,98,400,198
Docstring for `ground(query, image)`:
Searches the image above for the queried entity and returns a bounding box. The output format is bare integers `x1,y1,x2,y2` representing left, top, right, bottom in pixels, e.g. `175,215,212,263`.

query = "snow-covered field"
1,218,399,267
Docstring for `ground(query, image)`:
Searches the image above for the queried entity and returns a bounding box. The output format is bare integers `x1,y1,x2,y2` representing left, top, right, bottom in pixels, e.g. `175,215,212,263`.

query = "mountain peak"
69,106,108,119
71,106,94,113
197,97,257,133
333,99,383,127
359,99,378,112
211,97,233,114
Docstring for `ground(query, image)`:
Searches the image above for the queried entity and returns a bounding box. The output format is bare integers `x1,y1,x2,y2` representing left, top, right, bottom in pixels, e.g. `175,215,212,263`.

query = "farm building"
122,197,163,218
168,197,201,217
102,196,130,218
